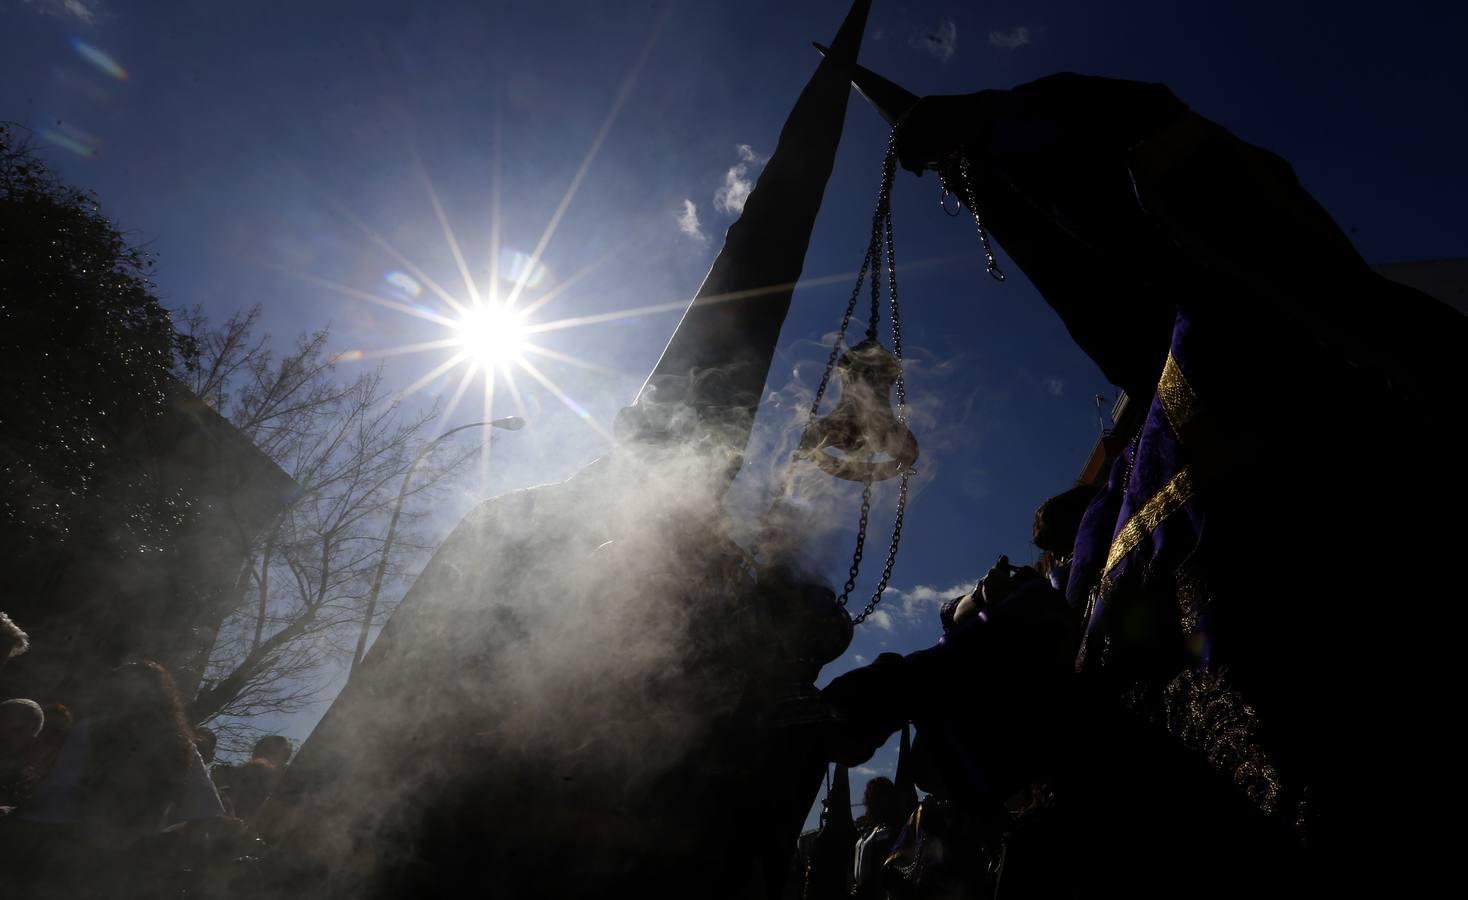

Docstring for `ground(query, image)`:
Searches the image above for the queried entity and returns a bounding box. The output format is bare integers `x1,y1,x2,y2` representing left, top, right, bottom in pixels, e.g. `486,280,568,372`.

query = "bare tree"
176,306,475,753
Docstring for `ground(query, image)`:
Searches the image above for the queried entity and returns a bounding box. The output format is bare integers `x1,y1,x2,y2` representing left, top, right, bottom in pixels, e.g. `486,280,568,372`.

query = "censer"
752,132,913,731
761,130,918,670
797,130,916,631
760,124,1008,698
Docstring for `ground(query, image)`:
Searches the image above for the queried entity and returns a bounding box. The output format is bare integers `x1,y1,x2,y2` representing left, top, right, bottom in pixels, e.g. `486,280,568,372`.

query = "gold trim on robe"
1156,351,1200,446
1103,466,1197,576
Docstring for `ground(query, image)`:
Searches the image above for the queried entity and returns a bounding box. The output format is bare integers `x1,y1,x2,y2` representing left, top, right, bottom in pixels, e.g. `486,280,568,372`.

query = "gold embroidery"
1156,352,1200,445
1174,563,1209,635
1162,668,1283,818
1103,467,1197,576
1074,582,1106,672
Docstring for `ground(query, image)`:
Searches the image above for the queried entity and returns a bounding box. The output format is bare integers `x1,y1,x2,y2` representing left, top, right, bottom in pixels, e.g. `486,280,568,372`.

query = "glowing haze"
6,0,1462,836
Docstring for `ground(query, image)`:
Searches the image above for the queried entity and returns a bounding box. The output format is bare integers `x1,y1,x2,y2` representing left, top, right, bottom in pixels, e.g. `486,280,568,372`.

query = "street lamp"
350,416,525,673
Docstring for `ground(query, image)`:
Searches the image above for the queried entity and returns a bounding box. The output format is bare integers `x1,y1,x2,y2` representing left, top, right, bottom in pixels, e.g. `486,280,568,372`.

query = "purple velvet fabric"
1074,310,1208,673
1065,450,1128,613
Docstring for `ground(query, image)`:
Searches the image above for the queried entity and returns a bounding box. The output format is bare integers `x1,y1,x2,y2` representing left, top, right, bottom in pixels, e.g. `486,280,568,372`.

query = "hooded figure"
821,70,1467,896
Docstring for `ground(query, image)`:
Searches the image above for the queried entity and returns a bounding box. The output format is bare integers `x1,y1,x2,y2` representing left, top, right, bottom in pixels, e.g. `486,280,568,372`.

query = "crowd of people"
791,486,1094,900
0,611,295,897
767,63,1468,899
0,57,1462,897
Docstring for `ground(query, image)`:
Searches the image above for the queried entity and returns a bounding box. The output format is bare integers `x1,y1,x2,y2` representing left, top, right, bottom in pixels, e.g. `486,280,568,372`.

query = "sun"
450,303,528,367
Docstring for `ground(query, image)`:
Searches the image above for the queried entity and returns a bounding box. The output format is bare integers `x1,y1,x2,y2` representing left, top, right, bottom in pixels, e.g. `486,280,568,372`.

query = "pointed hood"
626,0,874,470
826,763,855,832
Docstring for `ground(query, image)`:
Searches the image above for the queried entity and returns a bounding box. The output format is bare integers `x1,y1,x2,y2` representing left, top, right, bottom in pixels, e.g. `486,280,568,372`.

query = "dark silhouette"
816,66,1468,895
0,662,220,898
214,735,292,820
263,5,883,898
1030,484,1099,591
0,128,294,708
802,765,856,900
0,700,70,809
0,698,45,804
826,554,1078,894
0,126,197,565
852,776,902,899
192,726,217,766
79,661,198,837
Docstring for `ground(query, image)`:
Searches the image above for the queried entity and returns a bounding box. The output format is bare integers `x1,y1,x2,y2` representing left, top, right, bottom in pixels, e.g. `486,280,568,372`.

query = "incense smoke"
267,351,893,890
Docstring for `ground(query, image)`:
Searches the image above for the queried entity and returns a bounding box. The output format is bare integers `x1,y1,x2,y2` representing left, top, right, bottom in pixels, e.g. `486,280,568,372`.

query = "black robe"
828,73,1468,895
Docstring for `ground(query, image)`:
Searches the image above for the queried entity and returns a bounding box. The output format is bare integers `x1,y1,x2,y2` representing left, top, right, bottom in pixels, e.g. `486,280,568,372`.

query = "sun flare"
451,303,528,367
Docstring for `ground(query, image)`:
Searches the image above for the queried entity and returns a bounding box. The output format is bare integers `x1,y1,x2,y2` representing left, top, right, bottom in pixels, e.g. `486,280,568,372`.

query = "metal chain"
836,482,872,606
851,469,910,625
838,135,1013,625
806,244,871,424
883,199,907,419
850,169,913,624
938,182,963,216
958,155,1006,282
840,129,909,624
787,127,916,626
865,133,898,343
806,134,899,426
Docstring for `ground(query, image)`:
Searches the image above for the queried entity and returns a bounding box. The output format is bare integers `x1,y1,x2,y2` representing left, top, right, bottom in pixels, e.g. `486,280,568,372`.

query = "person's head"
193,726,217,765
250,735,292,768
96,660,189,724
0,612,29,665
1032,483,1101,558
0,698,44,758
36,703,72,751
862,776,900,829
82,661,195,830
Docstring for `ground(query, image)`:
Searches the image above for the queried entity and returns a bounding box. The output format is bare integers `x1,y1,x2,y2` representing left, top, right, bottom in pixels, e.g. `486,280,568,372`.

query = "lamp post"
350,416,525,674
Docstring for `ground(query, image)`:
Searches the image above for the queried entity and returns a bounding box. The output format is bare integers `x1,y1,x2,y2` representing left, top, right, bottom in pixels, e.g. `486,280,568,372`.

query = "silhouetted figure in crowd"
0,614,40,810
818,65,1468,894
15,662,222,834
803,764,857,900
193,727,217,766
0,661,228,897
1,698,45,806
824,554,1075,899
74,662,201,837
1,701,71,811
852,776,903,899
1029,484,1098,593
214,734,292,820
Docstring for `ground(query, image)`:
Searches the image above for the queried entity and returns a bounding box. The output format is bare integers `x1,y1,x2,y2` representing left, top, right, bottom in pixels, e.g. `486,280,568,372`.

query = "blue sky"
5,0,1466,822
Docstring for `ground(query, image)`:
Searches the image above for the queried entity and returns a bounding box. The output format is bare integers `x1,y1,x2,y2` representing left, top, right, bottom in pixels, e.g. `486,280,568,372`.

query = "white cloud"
865,609,894,632
901,582,977,606
24,0,98,23
989,26,1032,50
676,199,707,242
1045,377,1064,397
910,17,958,63
713,144,765,216
854,765,882,777
891,581,978,628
